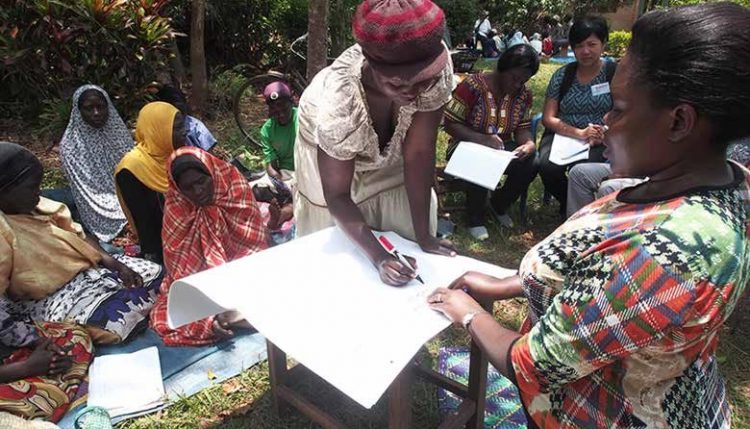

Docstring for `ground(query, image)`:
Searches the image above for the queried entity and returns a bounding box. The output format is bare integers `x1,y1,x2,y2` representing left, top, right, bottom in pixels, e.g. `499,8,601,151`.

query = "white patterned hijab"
60,85,134,242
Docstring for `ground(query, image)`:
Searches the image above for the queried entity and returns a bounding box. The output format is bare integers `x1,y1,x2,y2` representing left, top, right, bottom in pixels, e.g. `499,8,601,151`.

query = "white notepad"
88,346,165,419
549,134,590,165
444,141,516,190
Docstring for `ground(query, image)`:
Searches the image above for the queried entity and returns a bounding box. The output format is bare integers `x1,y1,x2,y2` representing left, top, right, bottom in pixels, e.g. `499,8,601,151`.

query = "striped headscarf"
352,0,447,84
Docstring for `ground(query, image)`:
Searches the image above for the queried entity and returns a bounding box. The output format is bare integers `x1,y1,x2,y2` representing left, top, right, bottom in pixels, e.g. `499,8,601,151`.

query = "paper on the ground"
167,227,514,409
88,346,165,419
444,141,516,190
549,134,590,165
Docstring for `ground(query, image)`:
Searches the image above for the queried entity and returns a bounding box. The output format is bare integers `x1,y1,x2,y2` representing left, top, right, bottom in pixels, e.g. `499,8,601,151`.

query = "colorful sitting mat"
56,328,267,429
438,347,527,429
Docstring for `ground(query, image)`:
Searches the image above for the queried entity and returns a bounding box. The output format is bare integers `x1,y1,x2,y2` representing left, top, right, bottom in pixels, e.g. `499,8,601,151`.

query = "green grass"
114,62,750,427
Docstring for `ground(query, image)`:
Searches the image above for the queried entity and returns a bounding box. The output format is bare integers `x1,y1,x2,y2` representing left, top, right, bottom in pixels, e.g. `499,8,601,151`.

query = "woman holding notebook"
443,43,540,241
538,16,615,215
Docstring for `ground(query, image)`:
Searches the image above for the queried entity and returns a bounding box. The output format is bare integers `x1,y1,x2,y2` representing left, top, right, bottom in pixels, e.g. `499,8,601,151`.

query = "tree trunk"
329,0,351,58
169,40,187,88
190,0,208,115
307,0,330,82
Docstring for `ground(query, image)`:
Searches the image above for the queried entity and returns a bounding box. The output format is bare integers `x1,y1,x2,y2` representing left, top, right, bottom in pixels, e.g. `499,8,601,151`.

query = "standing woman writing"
294,0,456,286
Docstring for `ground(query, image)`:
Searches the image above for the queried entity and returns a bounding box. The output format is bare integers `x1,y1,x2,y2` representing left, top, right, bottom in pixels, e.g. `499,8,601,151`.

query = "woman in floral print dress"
427,4,750,428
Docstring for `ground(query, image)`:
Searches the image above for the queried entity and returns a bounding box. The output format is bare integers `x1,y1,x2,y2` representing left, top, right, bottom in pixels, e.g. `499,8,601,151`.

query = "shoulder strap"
558,62,578,101
604,60,617,83
559,61,616,101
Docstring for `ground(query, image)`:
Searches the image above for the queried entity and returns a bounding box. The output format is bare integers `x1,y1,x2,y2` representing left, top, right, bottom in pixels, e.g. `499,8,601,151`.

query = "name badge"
591,82,611,97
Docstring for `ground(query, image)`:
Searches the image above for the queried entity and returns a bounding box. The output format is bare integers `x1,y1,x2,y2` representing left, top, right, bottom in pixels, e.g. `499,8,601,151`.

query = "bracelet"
461,311,480,329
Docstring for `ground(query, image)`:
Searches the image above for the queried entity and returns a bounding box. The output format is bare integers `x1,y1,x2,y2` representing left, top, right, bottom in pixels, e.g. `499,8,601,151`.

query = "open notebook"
87,346,165,419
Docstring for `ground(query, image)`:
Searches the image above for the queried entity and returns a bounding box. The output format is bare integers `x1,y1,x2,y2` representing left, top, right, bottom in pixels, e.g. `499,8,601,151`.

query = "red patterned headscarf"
161,147,268,290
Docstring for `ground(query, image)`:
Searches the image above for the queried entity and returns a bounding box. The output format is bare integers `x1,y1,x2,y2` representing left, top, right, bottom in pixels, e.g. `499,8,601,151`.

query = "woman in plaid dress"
150,147,268,346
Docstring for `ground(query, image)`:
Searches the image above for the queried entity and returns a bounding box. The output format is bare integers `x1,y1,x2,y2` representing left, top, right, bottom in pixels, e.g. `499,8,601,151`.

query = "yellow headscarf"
115,101,178,193
115,101,179,239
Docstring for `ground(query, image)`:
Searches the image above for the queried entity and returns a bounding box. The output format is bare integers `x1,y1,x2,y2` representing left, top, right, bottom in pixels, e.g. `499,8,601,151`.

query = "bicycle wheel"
233,72,300,148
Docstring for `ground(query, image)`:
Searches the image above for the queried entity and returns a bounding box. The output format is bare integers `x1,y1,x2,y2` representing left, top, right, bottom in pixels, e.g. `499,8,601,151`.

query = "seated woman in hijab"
0,142,162,344
150,147,268,346
59,85,134,244
0,306,92,423
115,102,186,263
427,4,750,427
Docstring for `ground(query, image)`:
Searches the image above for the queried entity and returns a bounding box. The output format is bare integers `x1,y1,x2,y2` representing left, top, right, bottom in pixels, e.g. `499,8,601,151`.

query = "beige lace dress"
294,44,453,239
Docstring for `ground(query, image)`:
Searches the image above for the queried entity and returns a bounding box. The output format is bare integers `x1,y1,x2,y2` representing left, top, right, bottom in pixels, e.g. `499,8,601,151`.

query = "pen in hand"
377,235,425,284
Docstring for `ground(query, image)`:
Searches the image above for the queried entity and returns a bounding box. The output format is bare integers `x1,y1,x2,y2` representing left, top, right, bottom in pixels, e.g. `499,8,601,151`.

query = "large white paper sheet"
88,347,165,419
549,134,590,165
444,141,516,190
167,227,514,409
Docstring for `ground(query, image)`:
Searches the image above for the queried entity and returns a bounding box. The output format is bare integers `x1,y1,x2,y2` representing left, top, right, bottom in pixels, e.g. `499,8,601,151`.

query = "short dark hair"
155,85,189,114
628,3,750,146
496,43,540,75
569,15,608,46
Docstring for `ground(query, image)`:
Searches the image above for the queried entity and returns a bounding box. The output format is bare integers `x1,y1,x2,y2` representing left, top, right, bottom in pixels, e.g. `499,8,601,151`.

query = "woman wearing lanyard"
538,16,615,215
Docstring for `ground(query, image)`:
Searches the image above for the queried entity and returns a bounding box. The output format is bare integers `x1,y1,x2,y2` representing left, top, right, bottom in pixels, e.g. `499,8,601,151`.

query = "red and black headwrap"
352,0,448,85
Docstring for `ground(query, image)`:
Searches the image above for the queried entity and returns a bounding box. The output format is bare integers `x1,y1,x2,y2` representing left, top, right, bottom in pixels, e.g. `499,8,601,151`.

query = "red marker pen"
377,235,425,284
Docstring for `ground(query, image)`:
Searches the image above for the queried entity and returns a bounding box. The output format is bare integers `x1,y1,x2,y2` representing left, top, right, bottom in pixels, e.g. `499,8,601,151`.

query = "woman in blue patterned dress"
538,16,615,215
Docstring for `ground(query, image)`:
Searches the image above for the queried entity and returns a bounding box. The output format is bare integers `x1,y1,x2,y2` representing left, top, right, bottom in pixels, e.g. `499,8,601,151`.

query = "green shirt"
260,107,298,171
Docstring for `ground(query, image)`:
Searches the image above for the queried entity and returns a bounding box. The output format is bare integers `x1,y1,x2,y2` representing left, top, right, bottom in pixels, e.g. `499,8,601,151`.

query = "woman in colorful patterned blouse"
427,4,750,428
444,44,540,240
539,16,614,215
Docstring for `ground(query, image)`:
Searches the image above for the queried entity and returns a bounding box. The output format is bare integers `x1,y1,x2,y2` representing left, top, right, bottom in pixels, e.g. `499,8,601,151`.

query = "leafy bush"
608,30,631,58
209,67,248,112
167,0,301,74
669,0,750,7
36,97,73,143
0,0,175,125
435,0,481,47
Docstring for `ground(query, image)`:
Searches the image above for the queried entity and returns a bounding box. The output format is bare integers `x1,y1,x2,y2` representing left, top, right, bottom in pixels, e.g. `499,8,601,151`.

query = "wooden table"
267,333,488,429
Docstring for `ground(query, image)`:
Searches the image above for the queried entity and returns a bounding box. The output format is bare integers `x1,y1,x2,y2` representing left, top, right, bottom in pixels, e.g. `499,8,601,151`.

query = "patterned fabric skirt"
7,256,162,344
0,322,93,422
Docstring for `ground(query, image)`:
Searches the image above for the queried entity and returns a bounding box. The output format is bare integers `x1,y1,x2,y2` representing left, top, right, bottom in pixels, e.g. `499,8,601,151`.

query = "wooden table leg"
267,340,290,416
466,337,488,429
388,368,413,429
